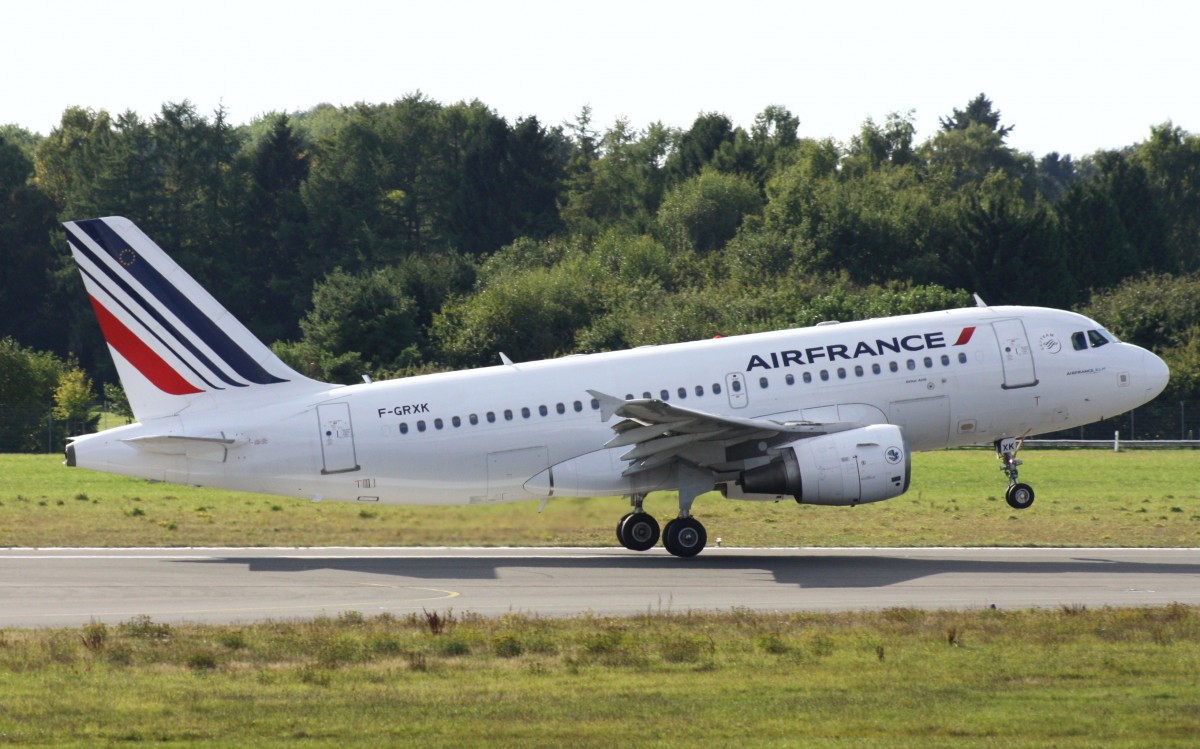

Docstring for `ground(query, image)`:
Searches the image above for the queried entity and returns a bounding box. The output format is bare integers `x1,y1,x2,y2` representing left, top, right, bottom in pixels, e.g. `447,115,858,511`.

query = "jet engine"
732,424,910,505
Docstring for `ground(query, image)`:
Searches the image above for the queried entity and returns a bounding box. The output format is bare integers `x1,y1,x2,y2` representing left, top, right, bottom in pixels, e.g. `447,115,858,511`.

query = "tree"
52,367,99,437
559,118,670,236
1058,151,1170,292
939,93,1014,140
655,169,763,254
0,338,68,452
296,267,424,381
844,111,916,176
0,134,58,352
664,112,734,185
1137,123,1200,271
942,174,1072,306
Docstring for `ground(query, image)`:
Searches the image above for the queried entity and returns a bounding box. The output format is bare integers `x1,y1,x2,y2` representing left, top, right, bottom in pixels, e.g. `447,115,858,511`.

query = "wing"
587,390,859,477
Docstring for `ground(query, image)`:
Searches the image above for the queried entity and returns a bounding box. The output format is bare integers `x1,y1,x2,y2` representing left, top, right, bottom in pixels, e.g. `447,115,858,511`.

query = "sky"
5,0,1198,158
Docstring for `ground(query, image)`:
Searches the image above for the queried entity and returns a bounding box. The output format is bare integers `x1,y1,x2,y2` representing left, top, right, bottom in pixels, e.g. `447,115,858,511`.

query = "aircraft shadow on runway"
185,554,1200,590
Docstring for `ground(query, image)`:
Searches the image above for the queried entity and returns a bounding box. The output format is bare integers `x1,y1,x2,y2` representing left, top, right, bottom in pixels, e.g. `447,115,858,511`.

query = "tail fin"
64,216,328,421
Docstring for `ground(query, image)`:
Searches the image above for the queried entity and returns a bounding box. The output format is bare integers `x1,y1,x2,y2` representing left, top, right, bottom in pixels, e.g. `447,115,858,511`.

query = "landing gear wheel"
616,512,634,546
663,517,707,558
1005,482,1035,510
618,513,660,551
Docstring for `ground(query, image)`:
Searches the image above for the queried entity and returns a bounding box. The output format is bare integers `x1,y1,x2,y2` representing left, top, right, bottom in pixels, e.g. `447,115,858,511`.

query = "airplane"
63,216,1170,557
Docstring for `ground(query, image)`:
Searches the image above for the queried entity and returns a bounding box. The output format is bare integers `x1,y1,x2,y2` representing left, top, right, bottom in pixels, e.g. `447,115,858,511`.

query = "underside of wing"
587,390,858,477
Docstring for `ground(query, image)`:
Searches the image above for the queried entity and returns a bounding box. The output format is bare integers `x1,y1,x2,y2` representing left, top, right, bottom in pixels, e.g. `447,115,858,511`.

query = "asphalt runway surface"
1,547,1198,627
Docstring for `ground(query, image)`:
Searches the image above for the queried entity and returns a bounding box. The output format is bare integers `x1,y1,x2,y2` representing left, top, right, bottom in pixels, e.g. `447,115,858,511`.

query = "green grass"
0,606,1197,747
1,449,1198,548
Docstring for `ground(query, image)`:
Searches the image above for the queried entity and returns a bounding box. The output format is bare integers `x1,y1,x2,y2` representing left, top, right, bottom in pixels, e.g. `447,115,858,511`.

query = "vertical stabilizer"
64,216,328,421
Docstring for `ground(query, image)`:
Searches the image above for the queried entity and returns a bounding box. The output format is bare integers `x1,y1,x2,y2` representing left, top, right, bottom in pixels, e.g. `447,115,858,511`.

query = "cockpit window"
1073,329,1115,350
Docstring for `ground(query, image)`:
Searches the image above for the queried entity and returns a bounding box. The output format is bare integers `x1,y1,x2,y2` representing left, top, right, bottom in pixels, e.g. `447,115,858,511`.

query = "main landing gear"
997,437,1035,510
616,496,660,552
616,492,709,558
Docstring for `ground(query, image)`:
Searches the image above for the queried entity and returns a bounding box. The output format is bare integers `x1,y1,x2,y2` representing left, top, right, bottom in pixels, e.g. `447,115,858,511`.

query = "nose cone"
1143,349,1170,399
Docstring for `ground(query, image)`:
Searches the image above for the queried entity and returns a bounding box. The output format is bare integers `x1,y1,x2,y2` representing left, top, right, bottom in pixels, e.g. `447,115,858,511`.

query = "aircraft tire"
616,512,635,547
663,517,707,558
619,513,660,552
1005,483,1035,510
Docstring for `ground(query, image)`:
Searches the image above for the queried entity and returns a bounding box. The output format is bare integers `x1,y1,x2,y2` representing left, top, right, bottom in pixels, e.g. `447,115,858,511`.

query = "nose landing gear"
997,436,1035,510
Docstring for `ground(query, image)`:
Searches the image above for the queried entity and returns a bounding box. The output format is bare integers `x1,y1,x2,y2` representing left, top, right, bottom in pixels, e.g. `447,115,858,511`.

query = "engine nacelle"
734,424,910,506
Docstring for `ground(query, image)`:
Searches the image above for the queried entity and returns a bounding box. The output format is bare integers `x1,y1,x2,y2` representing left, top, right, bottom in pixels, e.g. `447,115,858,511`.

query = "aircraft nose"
1142,349,1170,398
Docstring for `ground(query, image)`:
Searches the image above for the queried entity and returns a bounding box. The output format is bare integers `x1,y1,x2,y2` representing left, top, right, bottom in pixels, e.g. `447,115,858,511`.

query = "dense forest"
2,93,1200,434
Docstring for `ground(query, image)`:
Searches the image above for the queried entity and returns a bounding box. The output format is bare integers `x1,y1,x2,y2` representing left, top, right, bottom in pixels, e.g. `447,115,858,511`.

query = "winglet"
586,389,625,423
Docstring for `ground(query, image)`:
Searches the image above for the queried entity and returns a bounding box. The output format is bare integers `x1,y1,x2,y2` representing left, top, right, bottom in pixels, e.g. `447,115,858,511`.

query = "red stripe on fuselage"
88,295,202,395
953,326,976,346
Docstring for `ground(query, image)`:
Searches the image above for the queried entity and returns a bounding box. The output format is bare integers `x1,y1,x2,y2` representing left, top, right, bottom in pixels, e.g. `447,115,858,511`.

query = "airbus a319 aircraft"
63,217,1170,557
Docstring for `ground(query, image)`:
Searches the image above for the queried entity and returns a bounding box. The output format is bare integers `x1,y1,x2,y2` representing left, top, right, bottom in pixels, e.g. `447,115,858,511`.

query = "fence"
1037,399,1200,442
0,402,119,454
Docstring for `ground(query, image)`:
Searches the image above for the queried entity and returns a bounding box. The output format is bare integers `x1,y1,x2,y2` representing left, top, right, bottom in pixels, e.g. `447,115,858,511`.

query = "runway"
2,547,1198,627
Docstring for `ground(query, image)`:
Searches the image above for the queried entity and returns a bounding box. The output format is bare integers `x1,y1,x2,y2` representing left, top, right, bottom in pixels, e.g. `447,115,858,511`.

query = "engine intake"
736,424,910,505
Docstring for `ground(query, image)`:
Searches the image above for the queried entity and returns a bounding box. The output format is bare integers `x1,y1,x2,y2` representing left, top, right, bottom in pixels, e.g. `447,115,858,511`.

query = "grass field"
1,449,1198,548
3,452,1198,747
0,606,1197,747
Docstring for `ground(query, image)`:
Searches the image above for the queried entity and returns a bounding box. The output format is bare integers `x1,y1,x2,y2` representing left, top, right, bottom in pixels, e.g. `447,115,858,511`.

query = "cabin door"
991,319,1038,389
318,403,360,474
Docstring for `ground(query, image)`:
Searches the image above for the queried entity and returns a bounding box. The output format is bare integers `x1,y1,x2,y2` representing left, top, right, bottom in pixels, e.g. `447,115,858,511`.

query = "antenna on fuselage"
973,293,988,308
499,352,515,366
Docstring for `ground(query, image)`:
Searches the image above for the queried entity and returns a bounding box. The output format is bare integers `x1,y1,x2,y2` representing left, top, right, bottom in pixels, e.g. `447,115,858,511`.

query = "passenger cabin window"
677,387,687,399
731,380,743,393
759,377,769,389
785,374,795,385
504,409,513,421
538,405,548,416
695,385,704,397
713,383,722,395
487,411,496,423
521,407,531,419
451,416,460,428
469,414,479,425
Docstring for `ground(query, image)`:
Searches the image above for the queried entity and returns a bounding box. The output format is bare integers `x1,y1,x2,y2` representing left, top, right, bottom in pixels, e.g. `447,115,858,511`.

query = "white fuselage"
71,305,1168,506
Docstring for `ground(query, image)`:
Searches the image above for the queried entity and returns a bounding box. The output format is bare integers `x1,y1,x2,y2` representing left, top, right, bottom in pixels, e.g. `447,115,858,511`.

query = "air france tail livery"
63,217,1170,557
